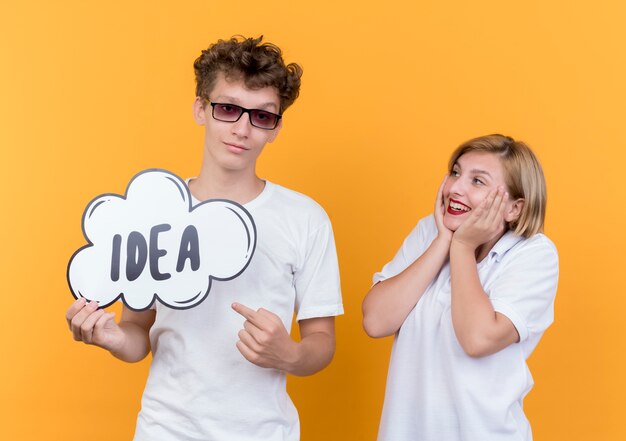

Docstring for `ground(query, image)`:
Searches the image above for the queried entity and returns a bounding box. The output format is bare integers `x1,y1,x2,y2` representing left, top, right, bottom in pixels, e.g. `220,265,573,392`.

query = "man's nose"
231,111,253,137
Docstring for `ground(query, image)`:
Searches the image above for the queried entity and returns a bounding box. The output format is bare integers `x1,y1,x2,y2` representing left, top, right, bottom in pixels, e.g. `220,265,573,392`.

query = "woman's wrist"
432,234,452,254
450,237,477,255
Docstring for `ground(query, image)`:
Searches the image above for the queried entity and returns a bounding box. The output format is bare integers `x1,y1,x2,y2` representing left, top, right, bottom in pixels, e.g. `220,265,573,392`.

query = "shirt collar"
488,229,524,262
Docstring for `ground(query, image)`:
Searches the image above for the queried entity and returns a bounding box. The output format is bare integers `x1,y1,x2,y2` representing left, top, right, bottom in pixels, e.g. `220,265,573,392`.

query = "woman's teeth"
449,201,470,212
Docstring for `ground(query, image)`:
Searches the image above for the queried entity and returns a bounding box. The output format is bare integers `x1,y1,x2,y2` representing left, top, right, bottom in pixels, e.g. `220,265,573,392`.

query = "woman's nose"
448,176,464,195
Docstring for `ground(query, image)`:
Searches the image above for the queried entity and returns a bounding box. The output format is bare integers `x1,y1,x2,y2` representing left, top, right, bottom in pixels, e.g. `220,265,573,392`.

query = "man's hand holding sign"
66,297,154,362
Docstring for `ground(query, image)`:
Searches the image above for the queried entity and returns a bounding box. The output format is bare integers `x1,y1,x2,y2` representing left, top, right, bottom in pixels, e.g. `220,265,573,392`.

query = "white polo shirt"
373,215,558,441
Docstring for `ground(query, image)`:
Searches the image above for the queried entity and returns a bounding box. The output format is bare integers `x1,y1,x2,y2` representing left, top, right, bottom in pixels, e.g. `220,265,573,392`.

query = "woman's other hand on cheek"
452,186,508,252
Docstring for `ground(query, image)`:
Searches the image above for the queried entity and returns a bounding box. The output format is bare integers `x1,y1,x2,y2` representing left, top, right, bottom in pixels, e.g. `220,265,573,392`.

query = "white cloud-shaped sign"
67,169,256,311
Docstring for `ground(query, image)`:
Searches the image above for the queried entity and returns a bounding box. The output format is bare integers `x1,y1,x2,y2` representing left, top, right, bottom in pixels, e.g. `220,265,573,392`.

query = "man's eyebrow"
257,102,280,111
213,96,279,112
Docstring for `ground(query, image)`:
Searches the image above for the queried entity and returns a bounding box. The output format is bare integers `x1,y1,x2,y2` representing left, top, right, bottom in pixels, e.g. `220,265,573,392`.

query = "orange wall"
1,1,625,440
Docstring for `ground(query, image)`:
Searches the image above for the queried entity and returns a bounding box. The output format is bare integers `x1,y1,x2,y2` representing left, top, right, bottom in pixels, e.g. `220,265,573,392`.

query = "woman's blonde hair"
448,134,547,238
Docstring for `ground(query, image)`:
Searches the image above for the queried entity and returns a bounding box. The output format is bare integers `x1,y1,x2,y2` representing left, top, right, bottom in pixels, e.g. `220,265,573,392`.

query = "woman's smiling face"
442,151,511,232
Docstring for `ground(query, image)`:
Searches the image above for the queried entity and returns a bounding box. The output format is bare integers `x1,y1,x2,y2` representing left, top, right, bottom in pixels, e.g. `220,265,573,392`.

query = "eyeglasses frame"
204,99,282,130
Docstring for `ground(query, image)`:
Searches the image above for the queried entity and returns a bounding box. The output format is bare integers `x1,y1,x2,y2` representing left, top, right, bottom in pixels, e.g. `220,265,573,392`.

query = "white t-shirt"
134,181,343,441
374,215,558,441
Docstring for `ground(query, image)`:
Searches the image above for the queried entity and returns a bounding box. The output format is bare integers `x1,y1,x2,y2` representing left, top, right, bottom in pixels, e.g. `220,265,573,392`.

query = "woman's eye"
473,178,485,185
450,170,460,177
256,112,270,121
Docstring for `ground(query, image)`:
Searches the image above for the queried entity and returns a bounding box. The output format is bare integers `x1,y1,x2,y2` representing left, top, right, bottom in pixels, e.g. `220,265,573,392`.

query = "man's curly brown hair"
194,36,303,113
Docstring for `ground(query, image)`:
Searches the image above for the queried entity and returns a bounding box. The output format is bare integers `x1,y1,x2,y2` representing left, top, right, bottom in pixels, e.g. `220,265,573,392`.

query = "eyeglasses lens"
212,103,278,129
250,110,278,129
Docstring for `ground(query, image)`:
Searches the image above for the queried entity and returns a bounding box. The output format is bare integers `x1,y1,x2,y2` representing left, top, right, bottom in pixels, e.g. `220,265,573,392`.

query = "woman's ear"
505,198,525,223
193,97,207,125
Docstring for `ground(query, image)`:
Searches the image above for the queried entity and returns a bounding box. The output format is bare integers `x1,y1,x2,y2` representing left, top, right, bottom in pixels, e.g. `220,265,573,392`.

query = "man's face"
194,72,282,174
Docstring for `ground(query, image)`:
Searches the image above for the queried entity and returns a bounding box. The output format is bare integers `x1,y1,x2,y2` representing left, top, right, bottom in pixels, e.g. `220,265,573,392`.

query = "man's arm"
290,316,335,376
66,298,155,363
232,303,335,376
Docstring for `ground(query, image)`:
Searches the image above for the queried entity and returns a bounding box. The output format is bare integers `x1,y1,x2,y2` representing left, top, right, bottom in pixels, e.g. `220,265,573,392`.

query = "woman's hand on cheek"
434,175,453,244
453,186,508,251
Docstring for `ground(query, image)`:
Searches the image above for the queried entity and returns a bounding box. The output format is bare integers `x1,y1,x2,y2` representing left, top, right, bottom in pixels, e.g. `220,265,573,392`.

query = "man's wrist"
280,340,302,374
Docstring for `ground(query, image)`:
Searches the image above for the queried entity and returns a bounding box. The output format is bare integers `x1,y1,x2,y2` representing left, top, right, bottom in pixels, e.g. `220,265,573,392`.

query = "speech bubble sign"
67,169,257,311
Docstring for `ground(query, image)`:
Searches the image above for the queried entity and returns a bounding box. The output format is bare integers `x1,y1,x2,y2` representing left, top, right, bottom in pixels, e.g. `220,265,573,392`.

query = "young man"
66,36,343,441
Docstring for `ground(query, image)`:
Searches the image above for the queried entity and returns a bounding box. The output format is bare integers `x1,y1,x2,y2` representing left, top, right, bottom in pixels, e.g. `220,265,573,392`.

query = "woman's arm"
363,237,450,338
362,177,452,338
449,187,518,357
449,243,519,357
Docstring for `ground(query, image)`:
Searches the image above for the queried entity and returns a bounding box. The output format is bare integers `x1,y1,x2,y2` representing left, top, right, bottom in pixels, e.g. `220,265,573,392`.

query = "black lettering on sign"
126,231,148,282
110,224,201,282
176,225,200,272
149,224,171,281
111,234,122,282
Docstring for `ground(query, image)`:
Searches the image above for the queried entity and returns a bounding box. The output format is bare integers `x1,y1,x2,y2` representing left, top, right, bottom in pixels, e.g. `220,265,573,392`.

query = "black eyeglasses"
205,100,282,130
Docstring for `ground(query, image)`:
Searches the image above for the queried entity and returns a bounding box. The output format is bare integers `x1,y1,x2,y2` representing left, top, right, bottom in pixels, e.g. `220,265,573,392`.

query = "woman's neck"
474,229,507,263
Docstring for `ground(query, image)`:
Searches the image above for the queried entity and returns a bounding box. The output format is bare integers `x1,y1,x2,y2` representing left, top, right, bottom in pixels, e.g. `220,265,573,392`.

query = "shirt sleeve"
373,215,436,285
294,214,343,321
487,234,559,343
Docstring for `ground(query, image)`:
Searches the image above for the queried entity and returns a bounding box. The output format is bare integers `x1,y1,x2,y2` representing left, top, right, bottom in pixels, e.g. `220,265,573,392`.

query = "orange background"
1,1,625,440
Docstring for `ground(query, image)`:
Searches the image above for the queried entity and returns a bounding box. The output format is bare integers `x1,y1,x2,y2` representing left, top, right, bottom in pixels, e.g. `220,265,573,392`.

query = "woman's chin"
443,218,460,232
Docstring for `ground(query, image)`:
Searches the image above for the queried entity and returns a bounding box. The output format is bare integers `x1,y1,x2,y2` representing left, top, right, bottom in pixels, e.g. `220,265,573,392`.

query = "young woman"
363,134,559,441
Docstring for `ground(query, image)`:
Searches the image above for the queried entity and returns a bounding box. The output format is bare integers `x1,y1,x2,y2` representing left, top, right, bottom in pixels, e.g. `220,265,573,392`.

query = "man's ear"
505,198,525,223
267,119,283,143
193,97,207,125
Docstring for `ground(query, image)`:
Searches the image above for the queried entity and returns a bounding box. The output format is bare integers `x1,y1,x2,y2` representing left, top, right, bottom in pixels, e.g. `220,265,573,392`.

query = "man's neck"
188,161,265,204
